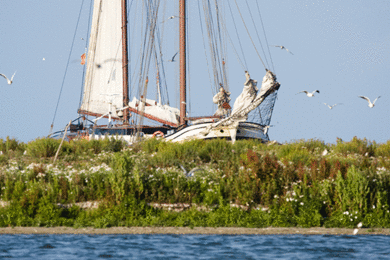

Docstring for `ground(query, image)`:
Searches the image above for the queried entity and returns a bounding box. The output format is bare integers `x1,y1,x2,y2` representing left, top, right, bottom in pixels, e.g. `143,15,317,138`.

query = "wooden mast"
179,0,187,126
122,0,129,124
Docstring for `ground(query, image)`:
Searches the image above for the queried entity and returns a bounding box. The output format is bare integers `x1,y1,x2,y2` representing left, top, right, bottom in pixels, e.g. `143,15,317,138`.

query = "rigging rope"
50,0,85,134
227,0,248,71
221,22,246,71
245,0,269,69
203,0,220,92
197,0,214,97
255,0,275,72
234,0,267,70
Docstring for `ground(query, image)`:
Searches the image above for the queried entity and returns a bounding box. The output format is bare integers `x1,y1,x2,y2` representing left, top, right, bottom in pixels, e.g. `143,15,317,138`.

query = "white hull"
165,122,269,142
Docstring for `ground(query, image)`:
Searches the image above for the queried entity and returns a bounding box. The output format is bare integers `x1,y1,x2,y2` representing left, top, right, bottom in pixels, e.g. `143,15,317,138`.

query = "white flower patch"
37,173,46,178
89,163,112,173
6,165,19,173
376,167,387,175
26,163,41,170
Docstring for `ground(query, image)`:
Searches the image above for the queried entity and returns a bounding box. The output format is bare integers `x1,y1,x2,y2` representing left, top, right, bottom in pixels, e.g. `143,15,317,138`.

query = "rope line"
245,0,269,69
255,0,275,72
227,0,248,70
234,0,267,70
50,0,85,133
197,0,214,97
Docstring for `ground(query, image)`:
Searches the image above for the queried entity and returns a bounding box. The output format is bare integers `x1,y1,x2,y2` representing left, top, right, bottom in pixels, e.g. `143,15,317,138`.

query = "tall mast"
179,0,187,126
122,0,129,123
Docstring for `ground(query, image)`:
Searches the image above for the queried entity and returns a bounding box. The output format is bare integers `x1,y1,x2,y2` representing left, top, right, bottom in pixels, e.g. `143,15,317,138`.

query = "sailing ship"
50,0,281,143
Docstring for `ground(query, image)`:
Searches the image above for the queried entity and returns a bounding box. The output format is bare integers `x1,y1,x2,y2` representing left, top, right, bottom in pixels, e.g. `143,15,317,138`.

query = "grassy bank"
0,136,390,228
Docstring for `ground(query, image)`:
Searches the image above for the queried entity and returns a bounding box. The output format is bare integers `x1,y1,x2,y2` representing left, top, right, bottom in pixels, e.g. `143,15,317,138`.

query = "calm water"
0,234,389,259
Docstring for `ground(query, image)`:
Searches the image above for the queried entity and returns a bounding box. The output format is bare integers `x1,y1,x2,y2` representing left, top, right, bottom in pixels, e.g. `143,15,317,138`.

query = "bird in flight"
359,96,380,108
180,164,202,178
262,125,274,135
324,103,342,109
270,45,293,55
167,52,178,62
0,71,16,85
161,15,180,23
296,90,320,97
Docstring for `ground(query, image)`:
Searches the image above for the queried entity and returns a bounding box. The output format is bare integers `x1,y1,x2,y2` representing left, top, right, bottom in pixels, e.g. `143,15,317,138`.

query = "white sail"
128,97,180,125
80,0,123,116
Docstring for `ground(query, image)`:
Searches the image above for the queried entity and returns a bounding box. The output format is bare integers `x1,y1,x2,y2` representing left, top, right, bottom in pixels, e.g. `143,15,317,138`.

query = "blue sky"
1,0,389,144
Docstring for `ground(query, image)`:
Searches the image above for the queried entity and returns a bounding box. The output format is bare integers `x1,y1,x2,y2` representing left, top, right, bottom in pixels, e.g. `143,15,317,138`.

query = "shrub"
27,138,62,158
333,136,376,156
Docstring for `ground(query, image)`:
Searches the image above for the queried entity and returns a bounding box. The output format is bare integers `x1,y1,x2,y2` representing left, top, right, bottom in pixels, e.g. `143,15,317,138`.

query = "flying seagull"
296,90,320,97
0,71,16,85
324,103,342,109
270,45,293,55
180,164,202,178
263,125,274,135
359,96,380,108
168,52,178,62
353,222,363,235
161,15,179,23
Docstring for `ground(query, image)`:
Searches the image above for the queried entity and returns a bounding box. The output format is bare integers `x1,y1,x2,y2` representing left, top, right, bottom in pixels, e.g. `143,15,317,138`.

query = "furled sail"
200,70,280,139
80,0,124,117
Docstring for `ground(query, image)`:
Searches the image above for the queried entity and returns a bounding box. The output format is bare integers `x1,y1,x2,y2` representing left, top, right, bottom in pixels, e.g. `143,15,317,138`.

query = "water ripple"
0,234,389,259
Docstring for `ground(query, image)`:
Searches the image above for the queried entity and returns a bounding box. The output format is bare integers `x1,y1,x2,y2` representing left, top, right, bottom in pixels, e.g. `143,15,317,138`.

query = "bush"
26,138,62,158
333,136,376,156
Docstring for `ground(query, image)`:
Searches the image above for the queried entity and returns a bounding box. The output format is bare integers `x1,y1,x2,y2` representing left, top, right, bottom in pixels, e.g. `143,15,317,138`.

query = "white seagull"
168,52,178,62
263,125,274,135
162,15,179,23
324,103,342,109
357,222,363,228
180,164,202,178
353,228,359,235
297,90,320,97
270,45,294,55
359,96,380,108
0,71,16,85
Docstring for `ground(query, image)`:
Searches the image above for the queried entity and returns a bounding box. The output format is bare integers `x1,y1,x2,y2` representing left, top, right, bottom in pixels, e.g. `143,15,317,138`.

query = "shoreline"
0,227,389,235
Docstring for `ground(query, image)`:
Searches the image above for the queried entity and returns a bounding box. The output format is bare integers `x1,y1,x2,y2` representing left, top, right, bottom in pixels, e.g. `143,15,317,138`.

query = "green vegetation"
0,136,389,228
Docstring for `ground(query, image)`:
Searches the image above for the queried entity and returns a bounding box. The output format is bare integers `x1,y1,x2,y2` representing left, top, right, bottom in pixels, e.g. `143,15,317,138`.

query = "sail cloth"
230,70,280,121
80,0,124,117
230,72,258,121
128,97,180,125
200,70,280,139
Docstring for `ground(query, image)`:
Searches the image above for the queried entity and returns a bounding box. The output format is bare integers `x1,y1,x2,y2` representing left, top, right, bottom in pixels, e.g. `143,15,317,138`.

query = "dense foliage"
0,136,390,228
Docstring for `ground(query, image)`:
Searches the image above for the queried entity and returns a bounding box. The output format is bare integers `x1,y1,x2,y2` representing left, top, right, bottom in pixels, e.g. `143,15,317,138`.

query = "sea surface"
0,234,389,259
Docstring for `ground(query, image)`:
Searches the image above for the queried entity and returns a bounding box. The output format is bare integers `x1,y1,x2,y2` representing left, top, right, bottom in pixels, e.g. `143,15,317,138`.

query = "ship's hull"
78,121,269,143
164,122,269,142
